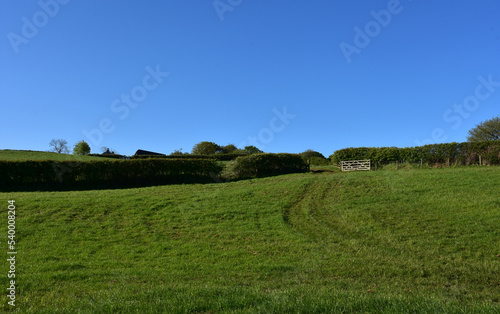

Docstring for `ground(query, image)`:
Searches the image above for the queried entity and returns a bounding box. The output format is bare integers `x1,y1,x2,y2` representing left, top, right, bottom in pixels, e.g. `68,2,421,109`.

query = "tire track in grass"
282,175,349,241
283,170,500,299
282,173,436,281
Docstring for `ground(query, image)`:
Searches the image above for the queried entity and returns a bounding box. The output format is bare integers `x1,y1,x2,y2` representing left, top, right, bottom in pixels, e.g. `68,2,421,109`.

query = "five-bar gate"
340,160,371,171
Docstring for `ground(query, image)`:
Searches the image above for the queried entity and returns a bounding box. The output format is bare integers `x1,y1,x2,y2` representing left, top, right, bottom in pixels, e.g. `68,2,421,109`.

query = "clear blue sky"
1,0,499,157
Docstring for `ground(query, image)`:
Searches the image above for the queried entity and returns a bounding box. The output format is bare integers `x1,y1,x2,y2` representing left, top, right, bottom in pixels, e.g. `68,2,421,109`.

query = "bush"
307,156,331,166
299,150,330,166
232,153,309,178
0,159,223,190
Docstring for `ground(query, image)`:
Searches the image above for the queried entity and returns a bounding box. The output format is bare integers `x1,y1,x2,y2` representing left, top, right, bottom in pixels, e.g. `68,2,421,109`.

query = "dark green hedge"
301,156,331,166
329,141,500,165
0,159,223,190
232,153,309,178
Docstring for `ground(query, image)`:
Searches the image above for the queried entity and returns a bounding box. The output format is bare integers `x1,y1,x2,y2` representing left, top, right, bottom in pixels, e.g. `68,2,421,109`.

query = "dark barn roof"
134,149,165,156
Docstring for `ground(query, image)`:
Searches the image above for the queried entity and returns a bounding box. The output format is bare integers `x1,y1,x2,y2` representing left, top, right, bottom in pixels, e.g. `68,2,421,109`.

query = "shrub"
299,150,330,166
307,156,331,166
232,153,309,178
0,159,223,190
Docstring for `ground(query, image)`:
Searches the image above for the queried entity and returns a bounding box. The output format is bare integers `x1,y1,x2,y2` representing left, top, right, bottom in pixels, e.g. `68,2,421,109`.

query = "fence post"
420,159,423,169
479,155,482,166
396,161,399,170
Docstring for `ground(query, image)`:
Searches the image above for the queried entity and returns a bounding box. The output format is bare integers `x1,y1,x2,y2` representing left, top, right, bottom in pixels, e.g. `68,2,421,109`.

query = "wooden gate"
340,160,371,171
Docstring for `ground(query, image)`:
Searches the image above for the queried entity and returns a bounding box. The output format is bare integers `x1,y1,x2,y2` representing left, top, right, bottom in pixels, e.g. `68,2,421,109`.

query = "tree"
467,116,500,142
300,149,326,159
49,139,69,154
231,149,248,155
73,141,91,155
244,145,263,154
222,144,238,154
300,149,330,166
170,149,188,156
192,141,223,155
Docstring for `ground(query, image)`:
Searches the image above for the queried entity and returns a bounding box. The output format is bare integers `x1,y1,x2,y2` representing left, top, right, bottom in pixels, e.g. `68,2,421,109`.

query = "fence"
340,160,370,171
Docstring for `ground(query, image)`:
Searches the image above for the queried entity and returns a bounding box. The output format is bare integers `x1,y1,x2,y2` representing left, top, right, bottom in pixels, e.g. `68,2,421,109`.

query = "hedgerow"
0,159,223,190
232,153,309,178
329,141,500,166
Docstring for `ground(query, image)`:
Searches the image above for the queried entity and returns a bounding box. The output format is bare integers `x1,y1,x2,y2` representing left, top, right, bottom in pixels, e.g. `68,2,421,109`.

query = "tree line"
48,115,499,161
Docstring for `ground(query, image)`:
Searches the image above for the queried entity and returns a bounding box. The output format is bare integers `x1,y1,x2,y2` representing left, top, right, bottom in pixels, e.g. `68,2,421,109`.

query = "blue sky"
1,0,499,157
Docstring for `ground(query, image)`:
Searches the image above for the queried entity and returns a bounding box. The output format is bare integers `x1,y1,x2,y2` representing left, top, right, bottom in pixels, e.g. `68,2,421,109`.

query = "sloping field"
1,167,499,312
0,150,110,161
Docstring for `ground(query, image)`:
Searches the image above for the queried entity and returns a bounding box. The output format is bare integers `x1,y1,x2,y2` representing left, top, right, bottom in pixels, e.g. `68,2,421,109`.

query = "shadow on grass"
310,169,337,174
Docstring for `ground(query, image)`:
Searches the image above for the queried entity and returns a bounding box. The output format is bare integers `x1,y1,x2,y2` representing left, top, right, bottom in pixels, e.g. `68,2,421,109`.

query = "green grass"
0,150,111,161
1,167,499,312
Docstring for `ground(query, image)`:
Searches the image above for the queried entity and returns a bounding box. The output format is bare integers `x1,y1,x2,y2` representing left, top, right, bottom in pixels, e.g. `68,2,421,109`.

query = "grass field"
1,165,499,312
0,150,111,161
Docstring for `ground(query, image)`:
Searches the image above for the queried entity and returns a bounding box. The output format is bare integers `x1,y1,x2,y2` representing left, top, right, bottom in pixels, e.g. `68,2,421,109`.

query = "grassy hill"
1,167,499,312
0,150,111,161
